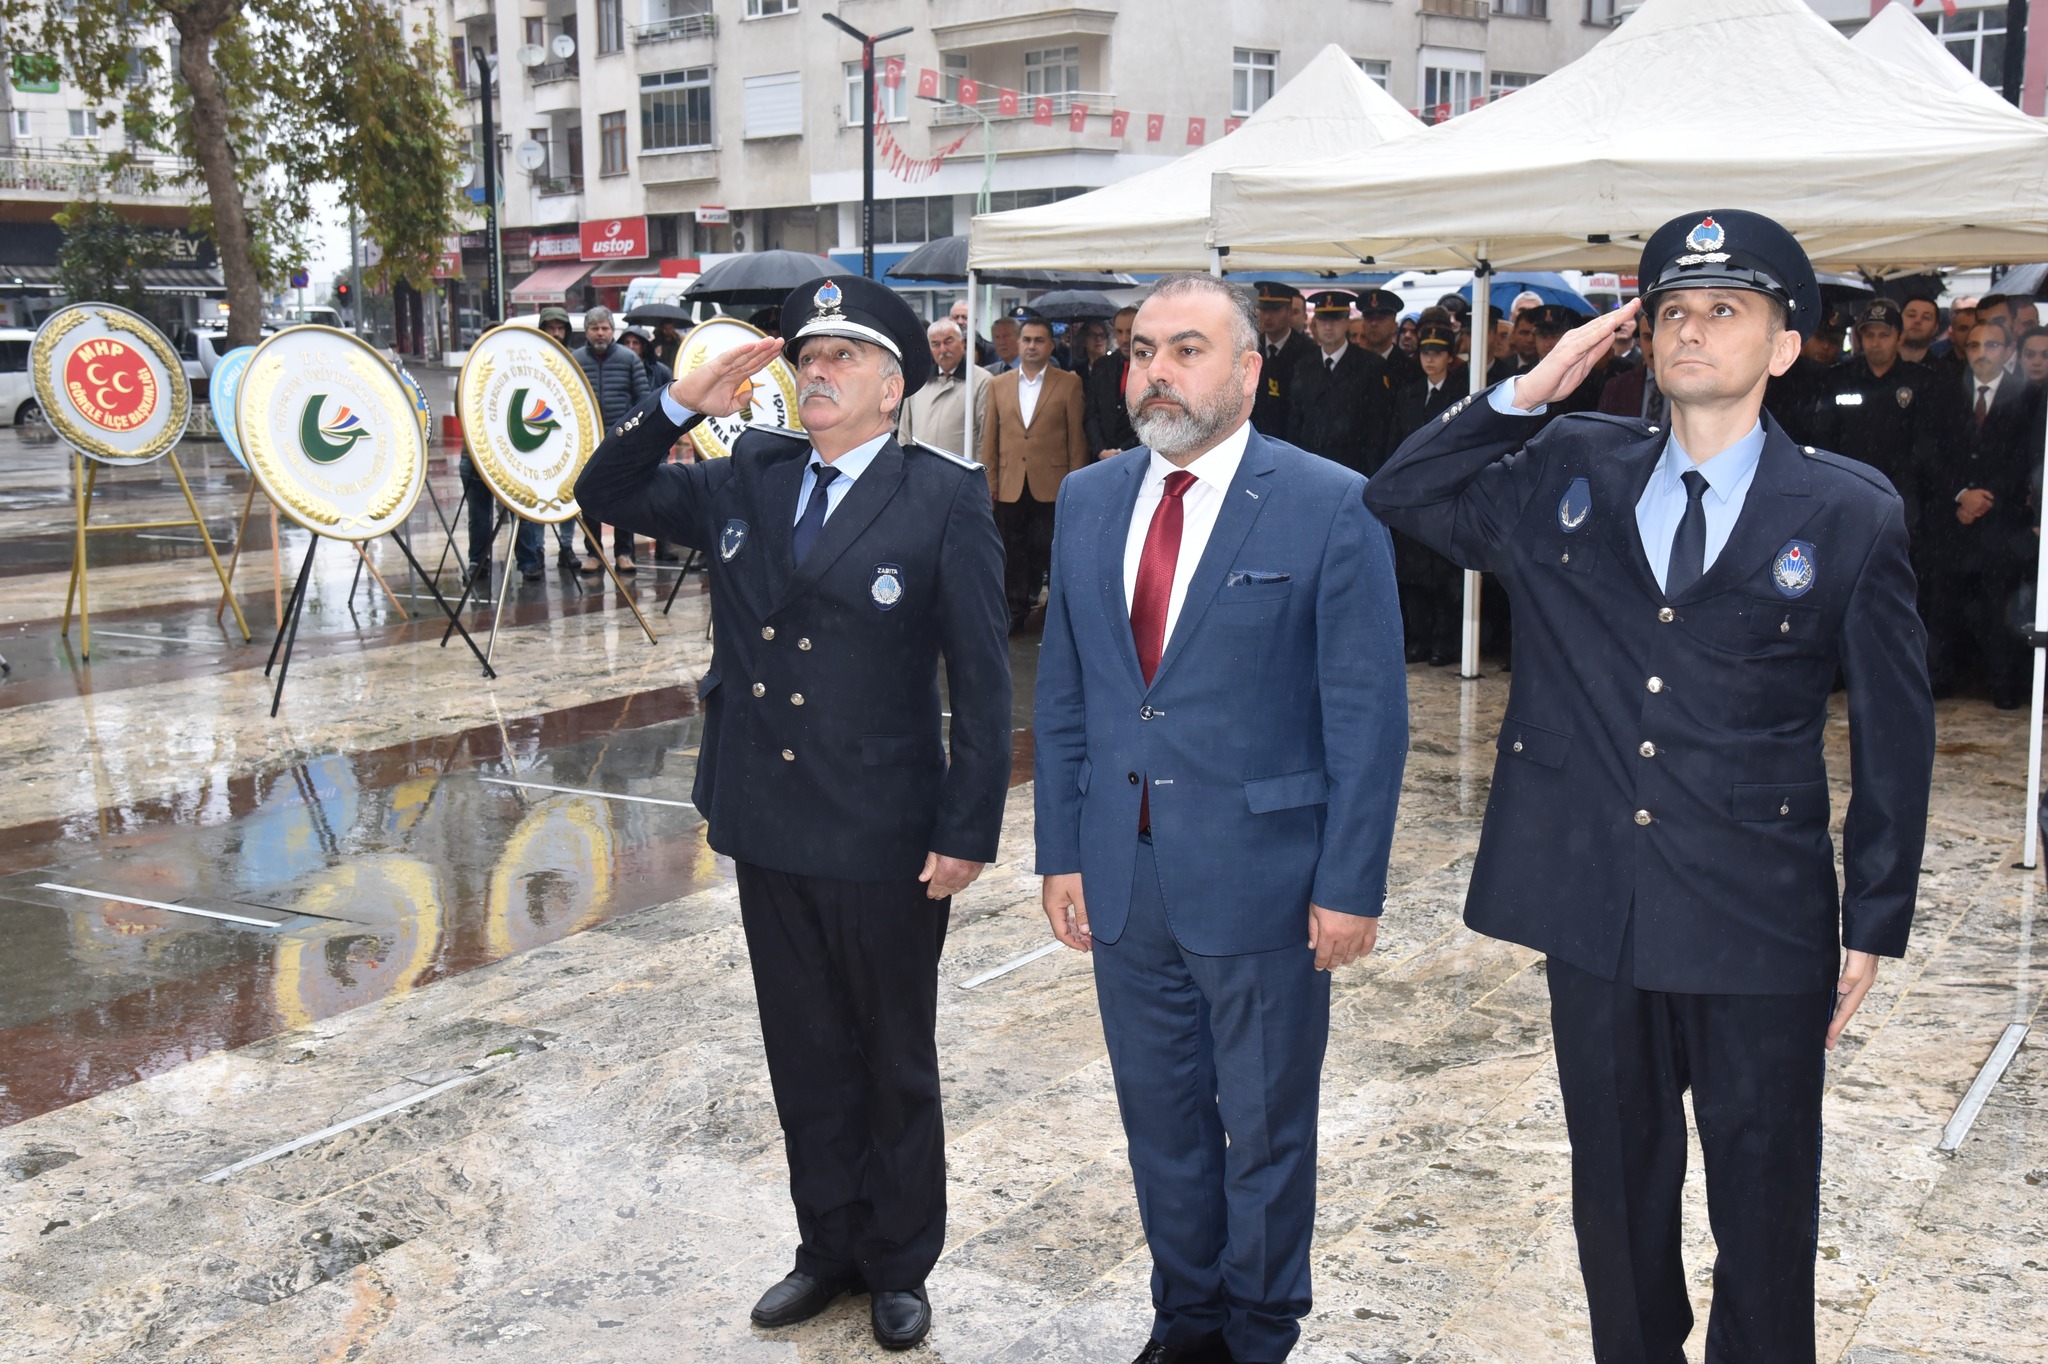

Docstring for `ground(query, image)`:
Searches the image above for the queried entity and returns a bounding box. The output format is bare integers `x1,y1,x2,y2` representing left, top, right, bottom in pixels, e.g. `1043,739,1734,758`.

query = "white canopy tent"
1850,1,2014,111
967,43,1422,276
1208,0,2048,862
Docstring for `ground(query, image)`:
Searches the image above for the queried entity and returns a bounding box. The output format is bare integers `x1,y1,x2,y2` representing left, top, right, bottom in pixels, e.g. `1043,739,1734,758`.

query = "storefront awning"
510,261,595,306
588,259,654,289
144,267,225,297
0,264,58,294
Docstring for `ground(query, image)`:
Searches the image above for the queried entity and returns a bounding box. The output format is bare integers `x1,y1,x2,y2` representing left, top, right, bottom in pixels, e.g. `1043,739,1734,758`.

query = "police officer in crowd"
1286,289,1394,476
1085,305,1141,460
1389,323,1465,664
1924,317,2041,707
1764,302,1850,449
1364,209,1935,1364
1250,281,1315,437
573,275,1012,1352
1814,298,1940,539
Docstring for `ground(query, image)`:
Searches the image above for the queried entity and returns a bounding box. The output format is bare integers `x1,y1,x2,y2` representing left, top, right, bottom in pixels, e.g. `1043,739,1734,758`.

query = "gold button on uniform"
1657,607,1675,623
752,683,766,697
781,749,795,762
761,626,776,640
1634,809,1652,826
797,637,812,651
790,693,804,706
1646,676,1664,693
1639,741,1656,758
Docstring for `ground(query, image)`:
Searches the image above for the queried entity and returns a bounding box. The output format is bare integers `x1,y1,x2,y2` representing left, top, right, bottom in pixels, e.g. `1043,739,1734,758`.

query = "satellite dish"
517,43,546,68
454,161,477,188
514,139,547,172
551,34,576,60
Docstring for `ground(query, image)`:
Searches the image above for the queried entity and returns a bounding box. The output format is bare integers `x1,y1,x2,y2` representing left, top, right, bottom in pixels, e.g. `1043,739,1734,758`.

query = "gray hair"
583,305,615,329
1143,273,1259,356
926,318,962,340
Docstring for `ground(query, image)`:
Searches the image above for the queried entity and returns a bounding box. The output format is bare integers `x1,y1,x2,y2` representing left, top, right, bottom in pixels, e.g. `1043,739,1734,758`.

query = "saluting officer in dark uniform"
1813,297,1941,539
1250,281,1316,438
574,275,1011,1352
1365,210,1935,1364
1286,289,1395,475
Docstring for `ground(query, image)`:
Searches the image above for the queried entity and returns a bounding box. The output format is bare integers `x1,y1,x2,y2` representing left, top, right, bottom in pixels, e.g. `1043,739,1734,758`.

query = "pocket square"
1226,570,1291,587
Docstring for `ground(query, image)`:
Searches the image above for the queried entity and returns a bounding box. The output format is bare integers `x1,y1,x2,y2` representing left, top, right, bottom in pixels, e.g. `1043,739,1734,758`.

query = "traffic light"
335,281,352,304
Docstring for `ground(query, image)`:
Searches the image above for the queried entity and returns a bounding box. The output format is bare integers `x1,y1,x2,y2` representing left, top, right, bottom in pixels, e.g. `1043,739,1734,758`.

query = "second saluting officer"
1365,211,1935,1363
574,275,1011,1351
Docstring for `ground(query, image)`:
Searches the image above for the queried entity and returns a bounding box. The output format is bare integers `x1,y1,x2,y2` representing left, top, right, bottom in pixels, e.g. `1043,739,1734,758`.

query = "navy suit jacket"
574,393,1012,882
1365,388,1935,993
1032,428,1409,955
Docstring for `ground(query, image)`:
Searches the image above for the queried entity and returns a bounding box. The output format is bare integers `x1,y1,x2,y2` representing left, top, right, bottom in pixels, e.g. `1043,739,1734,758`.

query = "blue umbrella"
1459,272,1595,315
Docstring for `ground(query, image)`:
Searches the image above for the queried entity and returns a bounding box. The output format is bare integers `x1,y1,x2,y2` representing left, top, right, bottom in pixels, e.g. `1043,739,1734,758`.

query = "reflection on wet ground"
0,423,1042,1129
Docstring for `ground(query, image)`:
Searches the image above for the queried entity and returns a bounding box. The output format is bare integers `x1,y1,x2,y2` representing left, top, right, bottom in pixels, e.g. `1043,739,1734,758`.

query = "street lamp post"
472,45,503,325
918,90,996,324
823,12,912,279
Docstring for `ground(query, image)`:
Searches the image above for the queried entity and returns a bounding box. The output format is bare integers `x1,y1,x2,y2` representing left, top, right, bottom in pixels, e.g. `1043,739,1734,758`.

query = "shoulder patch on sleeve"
904,438,982,471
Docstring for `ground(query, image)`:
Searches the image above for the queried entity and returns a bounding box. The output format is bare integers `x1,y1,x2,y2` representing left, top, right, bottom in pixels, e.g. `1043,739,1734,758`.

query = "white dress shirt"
1018,364,1047,426
1968,369,2007,416
1122,420,1254,640
1319,341,1349,371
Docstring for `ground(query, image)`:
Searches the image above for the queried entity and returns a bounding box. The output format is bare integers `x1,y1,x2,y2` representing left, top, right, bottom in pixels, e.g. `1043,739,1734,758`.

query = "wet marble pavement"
0,425,2043,1361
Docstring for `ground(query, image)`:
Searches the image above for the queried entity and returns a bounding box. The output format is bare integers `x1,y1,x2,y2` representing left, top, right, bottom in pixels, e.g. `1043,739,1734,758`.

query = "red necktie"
1975,384,1990,431
1131,471,1195,832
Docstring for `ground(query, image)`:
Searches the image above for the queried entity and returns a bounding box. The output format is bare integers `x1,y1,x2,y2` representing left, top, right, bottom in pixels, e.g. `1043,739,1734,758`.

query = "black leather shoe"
1131,1334,1232,1364
749,1270,858,1327
871,1284,931,1350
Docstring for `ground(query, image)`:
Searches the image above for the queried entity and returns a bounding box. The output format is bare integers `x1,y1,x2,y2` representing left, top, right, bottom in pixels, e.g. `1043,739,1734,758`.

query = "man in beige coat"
980,315,1088,632
898,319,988,460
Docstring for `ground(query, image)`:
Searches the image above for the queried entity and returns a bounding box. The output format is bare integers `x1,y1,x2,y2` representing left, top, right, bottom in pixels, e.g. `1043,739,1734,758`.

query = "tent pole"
965,268,978,465
1460,252,1491,680
1209,247,1223,278
2024,403,2048,867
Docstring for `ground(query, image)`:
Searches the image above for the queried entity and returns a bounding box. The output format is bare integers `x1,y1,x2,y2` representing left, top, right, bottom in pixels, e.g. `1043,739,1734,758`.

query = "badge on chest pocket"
871,563,904,610
1558,477,1591,532
1772,539,1817,598
720,519,748,562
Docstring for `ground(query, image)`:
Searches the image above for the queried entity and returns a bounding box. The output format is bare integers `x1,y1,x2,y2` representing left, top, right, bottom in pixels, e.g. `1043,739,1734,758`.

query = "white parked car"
0,328,39,425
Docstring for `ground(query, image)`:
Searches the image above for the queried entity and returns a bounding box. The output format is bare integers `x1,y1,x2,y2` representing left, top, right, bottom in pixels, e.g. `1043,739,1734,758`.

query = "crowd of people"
927,276,2046,703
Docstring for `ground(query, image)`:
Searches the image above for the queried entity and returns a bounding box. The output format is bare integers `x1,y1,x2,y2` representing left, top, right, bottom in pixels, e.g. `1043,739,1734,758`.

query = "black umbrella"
886,235,1136,289
625,301,691,325
684,250,836,304
1995,262,2048,297
1029,289,1122,321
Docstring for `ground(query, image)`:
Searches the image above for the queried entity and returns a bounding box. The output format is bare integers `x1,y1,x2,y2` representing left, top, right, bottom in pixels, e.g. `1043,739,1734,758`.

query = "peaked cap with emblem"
1639,209,1821,340
1307,289,1356,317
781,273,934,397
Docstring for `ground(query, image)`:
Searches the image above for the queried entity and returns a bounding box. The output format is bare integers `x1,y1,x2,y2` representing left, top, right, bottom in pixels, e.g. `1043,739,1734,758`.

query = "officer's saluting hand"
574,275,1011,1352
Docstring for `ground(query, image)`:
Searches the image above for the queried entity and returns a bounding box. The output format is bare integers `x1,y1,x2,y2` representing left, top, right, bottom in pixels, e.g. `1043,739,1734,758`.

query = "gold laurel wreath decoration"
29,306,187,463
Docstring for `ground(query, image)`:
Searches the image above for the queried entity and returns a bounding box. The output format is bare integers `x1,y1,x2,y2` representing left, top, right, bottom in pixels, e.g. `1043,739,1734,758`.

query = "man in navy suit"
1366,211,1935,1363
1033,273,1409,1364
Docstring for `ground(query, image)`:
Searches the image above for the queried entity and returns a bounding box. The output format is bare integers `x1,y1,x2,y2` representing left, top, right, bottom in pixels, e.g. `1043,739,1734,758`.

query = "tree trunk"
171,2,264,348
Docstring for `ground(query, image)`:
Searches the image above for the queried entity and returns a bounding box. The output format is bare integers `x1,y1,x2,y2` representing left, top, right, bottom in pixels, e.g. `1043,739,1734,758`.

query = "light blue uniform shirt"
1491,377,1765,592
657,389,888,524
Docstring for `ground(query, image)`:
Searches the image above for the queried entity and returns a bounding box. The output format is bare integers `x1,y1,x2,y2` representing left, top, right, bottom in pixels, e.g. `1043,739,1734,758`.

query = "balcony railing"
1420,0,1489,17
534,173,584,196
530,59,580,86
633,12,716,44
931,89,1115,126
0,148,193,199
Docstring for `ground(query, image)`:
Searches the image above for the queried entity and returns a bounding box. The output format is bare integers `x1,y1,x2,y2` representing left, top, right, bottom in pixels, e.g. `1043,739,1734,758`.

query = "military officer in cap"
1365,210,1935,1363
1251,281,1316,438
1353,287,1421,391
1814,297,1941,541
574,274,1012,1352
1286,289,1395,476
1389,323,1465,664
1527,303,1610,414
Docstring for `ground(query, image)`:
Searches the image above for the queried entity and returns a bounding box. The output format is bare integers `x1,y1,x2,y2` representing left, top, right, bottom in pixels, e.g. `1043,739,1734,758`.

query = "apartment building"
450,0,1621,318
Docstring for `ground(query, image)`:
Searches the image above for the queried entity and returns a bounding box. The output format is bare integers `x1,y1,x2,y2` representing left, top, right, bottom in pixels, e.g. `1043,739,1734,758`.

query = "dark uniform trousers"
1548,922,1831,1364
1365,389,1933,1364
573,390,1012,1295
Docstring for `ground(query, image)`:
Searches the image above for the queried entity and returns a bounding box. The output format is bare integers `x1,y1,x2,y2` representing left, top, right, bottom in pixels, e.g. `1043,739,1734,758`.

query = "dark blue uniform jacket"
1365,387,1935,994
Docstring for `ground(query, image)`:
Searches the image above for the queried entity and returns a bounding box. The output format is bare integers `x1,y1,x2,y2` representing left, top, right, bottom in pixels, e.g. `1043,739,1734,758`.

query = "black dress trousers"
1546,937,1832,1364
996,488,1057,628
734,862,952,1292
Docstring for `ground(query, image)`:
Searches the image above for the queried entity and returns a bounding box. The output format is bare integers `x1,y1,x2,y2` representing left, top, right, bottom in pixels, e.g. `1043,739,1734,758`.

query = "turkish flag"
1223,117,1243,135
1110,109,1130,138
883,56,904,89
916,67,939,99
998,88,1020,116
1187,117,1205,146
1146,113,1164,142
1068,103,1089,133
1469,95,1486,112
957,77,980,106
1033,96,1053,126
1433,102,1451,123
